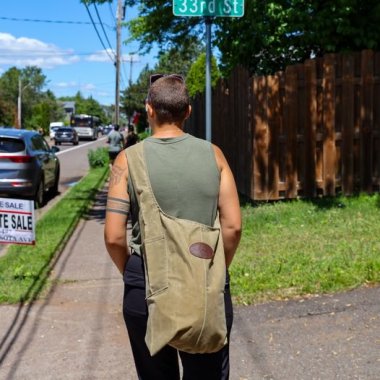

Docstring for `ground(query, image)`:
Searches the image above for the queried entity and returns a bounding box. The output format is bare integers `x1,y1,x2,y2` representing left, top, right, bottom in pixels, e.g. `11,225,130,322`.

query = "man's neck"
151,123,185,138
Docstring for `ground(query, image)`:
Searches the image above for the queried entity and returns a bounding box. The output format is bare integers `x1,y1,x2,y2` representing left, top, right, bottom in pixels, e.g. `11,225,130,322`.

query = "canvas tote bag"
126,141,227,356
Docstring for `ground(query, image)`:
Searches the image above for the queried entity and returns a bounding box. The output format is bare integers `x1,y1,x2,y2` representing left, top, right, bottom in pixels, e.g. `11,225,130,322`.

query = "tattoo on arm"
109,164,126,187
106,196,130,216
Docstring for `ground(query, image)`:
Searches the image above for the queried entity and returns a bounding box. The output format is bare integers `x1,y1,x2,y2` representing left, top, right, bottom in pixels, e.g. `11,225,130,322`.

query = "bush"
88,147,109,168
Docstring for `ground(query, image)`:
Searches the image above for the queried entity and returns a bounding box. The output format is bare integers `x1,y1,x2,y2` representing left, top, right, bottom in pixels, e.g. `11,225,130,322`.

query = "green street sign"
173,0,244,17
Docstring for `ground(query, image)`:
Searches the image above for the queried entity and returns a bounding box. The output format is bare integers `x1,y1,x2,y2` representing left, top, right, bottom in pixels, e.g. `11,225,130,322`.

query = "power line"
83,2,115,63
93,4,115,54
108,2,117,25
0,49,113,57
0,16,113,30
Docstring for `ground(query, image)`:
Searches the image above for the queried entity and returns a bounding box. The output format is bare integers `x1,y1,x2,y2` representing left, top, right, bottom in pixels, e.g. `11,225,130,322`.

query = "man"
104,74,241,379
107,124,124,165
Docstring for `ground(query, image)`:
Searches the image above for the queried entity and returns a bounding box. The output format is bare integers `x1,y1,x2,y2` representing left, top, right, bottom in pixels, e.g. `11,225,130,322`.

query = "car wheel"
34,177,45,209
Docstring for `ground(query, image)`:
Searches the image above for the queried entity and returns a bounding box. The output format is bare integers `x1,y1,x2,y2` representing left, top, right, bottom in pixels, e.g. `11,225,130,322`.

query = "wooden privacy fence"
186,50,380,201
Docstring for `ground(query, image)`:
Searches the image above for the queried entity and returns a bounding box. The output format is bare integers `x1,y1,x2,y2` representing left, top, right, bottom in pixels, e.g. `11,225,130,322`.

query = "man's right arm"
213,145,242,268
104,152,130,274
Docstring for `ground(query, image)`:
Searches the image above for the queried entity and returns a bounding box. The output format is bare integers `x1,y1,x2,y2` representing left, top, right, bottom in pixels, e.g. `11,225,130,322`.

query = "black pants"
123,258,233,380
108,150,120,162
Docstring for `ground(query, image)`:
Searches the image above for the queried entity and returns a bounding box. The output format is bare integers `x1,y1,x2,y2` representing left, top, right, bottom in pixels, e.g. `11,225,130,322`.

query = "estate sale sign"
0,198,35,245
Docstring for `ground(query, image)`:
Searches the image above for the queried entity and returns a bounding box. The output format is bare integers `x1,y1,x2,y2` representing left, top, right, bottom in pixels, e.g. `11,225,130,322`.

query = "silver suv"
0,128,60,208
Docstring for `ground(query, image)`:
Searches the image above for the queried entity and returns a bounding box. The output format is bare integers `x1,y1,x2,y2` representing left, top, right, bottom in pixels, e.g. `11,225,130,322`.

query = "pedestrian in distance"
104,73,241,380
107,124,124,165
125,125,139,148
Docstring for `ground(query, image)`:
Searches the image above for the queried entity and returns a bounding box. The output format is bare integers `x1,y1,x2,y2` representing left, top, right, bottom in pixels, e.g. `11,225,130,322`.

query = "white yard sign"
0,198,35,245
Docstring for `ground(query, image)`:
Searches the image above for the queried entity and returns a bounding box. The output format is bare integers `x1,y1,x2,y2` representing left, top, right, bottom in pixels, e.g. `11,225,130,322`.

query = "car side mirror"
51,146,60,153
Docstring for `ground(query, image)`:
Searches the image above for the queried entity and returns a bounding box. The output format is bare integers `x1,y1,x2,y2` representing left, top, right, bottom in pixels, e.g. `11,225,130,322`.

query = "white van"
49,122,65,140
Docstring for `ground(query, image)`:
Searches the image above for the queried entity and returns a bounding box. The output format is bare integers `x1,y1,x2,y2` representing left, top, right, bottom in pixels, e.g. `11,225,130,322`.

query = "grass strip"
1,171,378,306
0,166,109,304
230,193,380,305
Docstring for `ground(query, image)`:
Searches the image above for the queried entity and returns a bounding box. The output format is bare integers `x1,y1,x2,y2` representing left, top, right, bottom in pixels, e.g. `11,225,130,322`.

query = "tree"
121,42,203,131
186,53,220,97
60,92,108,124
0,66,48,127
27,91,65,134
0,67,21,126
91,0,380,76
216,0,380,74
0,97,15,127
154,38,204,75
121,65,151,132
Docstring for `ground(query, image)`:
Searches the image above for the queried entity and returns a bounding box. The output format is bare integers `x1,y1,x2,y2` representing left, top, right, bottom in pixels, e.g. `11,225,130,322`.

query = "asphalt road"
52,136,109,193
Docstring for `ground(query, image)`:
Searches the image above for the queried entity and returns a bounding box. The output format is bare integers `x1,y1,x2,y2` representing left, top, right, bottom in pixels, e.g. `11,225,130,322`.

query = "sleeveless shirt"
125,133,220,287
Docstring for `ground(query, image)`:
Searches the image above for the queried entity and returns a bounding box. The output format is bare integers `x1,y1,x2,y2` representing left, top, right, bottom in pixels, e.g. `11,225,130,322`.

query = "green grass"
1,173,379,306
230,194,380,305
0,166,109,304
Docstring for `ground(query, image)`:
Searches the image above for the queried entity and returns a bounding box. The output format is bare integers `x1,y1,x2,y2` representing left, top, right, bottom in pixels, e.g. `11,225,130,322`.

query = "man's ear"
146,103,153,117
184,105,192,120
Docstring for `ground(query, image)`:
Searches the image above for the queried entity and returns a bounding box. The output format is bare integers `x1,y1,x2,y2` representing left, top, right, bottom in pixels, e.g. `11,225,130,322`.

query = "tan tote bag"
126,141,227,356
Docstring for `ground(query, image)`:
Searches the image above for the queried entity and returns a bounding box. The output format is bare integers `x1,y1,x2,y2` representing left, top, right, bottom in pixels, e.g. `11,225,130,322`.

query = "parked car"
102,125,113,135
0,128,60,208
49,122,64,140
54,127,79,145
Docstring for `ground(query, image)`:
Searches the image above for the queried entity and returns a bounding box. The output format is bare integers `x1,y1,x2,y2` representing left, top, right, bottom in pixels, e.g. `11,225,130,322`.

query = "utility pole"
18,78,30,129
123,54,140,86
18,78,22,129
123,54,139,127
114,0,122,126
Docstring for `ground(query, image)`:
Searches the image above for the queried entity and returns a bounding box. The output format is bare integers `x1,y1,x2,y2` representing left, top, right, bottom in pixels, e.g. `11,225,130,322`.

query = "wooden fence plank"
322,54,337,195
304,59,317,197
315,58,324,192
341,53,355,194
373,53,380,187
267,74,280,199
284,65,298,198
277,73,286,196
237,67,251,196
296,64,307,196
360,50,374,192
252,76,269,200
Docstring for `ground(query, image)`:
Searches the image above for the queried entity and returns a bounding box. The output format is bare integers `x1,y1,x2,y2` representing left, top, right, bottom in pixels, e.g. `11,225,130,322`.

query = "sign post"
205,17,212,142
173,0,245,141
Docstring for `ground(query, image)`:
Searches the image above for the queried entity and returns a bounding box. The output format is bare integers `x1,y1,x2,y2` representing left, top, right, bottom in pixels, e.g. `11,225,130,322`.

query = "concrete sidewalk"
0,185,379,379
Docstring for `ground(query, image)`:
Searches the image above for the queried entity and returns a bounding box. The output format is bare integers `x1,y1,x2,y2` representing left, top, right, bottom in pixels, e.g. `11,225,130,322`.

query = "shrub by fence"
186,50,380,201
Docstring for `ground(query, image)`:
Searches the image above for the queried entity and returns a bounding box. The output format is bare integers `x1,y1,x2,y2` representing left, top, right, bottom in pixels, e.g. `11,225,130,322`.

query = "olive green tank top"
128,133,220,254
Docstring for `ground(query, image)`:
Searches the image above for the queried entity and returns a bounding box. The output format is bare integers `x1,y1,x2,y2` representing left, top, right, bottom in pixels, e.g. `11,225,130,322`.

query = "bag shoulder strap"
126,141,163,238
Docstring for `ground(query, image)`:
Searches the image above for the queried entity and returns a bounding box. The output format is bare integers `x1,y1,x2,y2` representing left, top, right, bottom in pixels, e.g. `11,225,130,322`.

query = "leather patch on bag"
189,242,215,259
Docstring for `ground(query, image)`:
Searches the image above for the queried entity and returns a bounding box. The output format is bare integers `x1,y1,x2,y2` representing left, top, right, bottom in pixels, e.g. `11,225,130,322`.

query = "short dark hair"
114,124,120,131
147,75,190,124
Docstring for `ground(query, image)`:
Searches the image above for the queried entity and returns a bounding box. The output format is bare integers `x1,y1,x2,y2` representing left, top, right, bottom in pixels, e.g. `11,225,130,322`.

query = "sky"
0,0,158,106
